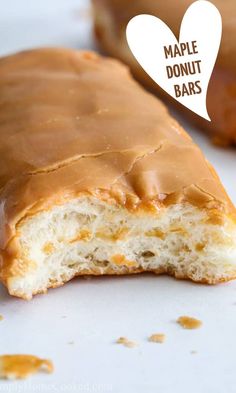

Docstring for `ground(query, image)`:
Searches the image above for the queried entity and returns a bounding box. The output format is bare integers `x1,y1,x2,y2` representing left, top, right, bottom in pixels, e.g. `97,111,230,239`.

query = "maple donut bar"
0,48,235,300
92,0,236,145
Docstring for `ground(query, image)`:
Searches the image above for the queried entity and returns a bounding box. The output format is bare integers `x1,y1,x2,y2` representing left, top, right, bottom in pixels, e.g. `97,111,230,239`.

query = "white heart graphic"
126,0,222,120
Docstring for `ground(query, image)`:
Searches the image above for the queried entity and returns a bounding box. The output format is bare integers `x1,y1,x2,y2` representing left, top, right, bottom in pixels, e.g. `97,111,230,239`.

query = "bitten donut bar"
0,48,235,300
93,0,236,145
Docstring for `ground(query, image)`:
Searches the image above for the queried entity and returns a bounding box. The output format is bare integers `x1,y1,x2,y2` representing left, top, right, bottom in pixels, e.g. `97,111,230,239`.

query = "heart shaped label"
126,0,222,121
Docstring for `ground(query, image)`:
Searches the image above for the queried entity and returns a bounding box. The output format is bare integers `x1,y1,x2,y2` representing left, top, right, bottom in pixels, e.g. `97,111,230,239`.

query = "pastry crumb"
148,334,166,343
0,315,3,321
67,341,74,345
0,354,53,379
177,316,202,329
116,337,138,348
190,350,197,354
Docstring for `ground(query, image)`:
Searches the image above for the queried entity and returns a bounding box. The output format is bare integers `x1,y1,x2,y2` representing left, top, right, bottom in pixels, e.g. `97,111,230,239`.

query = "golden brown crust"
0,48,234,251
92,0,236,145
7,263,236,300
0,48,235,295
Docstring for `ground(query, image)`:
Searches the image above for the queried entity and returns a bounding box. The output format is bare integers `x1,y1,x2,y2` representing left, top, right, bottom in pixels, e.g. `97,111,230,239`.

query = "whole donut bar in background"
92,0,236,146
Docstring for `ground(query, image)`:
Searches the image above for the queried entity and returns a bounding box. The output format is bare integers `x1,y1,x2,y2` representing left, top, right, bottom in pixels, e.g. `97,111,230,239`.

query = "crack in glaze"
112,143,164,186
194,184,215,201
27,143,165,178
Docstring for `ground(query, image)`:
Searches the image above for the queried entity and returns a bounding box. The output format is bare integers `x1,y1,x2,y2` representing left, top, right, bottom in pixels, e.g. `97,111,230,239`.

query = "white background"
0,1,236,392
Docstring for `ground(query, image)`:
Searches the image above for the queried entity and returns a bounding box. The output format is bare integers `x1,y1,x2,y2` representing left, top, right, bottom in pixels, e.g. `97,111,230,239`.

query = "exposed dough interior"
8,196,236,299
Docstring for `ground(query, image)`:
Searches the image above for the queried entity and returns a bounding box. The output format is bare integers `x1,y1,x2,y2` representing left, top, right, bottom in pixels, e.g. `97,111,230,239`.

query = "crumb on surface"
177,316,202,329
148,334,166,343
67,341,74,345
0,354,53,380
0,315,3,321
190,350,197,354
116,337,138,348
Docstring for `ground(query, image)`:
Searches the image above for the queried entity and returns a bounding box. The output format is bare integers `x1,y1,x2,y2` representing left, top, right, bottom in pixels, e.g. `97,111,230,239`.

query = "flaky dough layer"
0,48,235,298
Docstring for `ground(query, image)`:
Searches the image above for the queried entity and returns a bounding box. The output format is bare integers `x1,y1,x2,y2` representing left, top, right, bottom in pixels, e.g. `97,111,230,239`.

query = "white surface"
0,1,236,392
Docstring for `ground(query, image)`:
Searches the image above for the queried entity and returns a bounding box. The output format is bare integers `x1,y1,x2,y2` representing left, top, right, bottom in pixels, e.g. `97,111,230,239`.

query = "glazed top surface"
0,48,234,247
